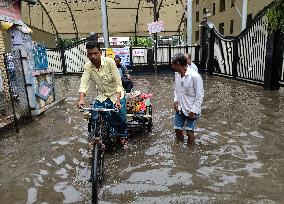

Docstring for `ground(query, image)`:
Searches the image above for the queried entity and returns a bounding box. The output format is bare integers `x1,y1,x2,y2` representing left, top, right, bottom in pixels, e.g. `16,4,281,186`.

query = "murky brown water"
1,74,284,204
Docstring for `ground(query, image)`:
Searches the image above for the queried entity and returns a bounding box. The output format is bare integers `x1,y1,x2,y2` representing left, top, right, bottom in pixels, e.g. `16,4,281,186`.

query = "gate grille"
237,16,268,82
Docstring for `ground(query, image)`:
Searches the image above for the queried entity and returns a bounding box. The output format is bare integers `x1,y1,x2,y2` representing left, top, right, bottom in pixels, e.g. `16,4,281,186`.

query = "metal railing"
47,43,201,74
202,0,284,87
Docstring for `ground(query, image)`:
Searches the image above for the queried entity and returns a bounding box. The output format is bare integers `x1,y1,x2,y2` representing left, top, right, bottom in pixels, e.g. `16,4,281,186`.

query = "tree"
56,37,80,48
266,0,284,33
264,0,284,90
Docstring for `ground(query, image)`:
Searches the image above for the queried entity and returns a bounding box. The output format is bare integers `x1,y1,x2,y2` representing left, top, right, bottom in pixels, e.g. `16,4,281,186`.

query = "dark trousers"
91,98,127,137
122,79,133,93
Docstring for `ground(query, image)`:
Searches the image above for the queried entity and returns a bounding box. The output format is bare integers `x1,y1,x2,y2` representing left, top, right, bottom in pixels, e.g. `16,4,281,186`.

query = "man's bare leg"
187,130,195,144
175,129,184,141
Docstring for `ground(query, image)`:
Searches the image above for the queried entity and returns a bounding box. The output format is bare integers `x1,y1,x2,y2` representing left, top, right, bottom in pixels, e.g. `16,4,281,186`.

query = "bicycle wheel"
91,143,100,204
96,121,107,179
99,117,112,151
98,150,104,182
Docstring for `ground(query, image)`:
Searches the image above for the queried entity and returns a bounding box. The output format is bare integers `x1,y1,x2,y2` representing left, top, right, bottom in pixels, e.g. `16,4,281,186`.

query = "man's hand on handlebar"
115,100,122,110
77,99,85,109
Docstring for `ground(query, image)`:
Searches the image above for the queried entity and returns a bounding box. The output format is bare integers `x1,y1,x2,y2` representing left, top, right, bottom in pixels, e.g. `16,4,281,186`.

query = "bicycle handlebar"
79,107,119,112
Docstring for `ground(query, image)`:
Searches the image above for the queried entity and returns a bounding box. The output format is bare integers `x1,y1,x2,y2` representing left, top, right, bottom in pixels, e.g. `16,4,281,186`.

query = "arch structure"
21,0,186,38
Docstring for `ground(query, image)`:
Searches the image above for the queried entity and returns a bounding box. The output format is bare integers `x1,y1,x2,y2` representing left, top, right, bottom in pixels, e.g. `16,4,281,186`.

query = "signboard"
36,81,53,101
112,47,130,66
4,52,19,95
33,44,48,70
147,21,164,34
106,48,115,59
105,47,130,66
132,49,145,57
5,53,15,71
0,0,23,25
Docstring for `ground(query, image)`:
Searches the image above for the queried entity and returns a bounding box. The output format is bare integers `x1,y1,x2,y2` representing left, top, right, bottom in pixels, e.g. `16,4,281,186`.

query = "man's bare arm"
77,92,86,108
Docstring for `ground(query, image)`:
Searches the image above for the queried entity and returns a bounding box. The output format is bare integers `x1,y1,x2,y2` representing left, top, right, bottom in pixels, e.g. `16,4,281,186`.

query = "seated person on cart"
77,41,128,149
114,55,133,93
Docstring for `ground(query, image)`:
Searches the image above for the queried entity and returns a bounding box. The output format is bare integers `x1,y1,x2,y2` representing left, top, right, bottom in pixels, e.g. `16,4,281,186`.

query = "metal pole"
187,0,193,45
153,0,158,75
241,0,248,30
101,0,109,48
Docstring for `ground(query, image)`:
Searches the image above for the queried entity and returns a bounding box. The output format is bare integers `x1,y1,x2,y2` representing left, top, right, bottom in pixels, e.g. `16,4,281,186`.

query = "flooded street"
1,74,284,204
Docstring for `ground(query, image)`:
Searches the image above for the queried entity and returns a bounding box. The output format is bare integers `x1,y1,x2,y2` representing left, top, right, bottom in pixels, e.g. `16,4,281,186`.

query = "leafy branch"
266,0,284,33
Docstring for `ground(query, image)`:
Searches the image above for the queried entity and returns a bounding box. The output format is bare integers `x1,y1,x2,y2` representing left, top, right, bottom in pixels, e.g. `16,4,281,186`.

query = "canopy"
21,0,187,38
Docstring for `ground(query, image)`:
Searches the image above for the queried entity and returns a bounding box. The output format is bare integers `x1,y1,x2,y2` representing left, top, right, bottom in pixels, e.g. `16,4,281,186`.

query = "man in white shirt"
172,53,204,144
185,53,198,73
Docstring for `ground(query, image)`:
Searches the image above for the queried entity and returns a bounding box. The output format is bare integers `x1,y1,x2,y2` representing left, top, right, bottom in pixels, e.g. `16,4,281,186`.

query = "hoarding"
0,0,23,24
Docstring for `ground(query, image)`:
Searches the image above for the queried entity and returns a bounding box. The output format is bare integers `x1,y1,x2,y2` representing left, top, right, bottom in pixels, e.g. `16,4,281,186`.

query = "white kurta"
187,62,198,72
174,68,204,116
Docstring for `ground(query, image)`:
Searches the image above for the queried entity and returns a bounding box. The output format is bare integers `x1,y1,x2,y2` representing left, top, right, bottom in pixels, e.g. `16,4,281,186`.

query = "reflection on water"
54,182,83,203
0,74,284,203
27,187,37,204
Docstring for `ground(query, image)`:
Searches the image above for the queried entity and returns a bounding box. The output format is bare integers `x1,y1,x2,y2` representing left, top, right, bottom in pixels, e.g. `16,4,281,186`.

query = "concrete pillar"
241,0,248,30
101,0,109,48
187,0,193,45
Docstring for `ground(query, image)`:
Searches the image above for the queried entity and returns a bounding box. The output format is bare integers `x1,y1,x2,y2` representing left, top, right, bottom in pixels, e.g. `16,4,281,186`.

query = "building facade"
192,0,273,43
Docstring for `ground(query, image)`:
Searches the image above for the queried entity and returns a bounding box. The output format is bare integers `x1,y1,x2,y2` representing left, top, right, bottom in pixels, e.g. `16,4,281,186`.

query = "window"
196,11,199,22
196,0,199,5
247,14,253,26
231,0,235,8
230,20,234,34
219,22,225,35
219,0,225,12
213,3,216,15
195,30,199,41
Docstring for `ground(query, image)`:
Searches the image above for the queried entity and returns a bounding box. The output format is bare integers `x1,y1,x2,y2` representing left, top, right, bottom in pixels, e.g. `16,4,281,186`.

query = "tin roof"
21,0,187,38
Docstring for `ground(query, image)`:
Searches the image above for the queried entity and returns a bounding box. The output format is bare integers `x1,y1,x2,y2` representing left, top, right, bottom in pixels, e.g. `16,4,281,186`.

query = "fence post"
168,44,171,66
264,31,282,90
147,48,154,71
60,46,67,75
207,29,215,76
186,44,189,53
194,44,200,68
199,22,208,73
232,38,238,78
129,46,133,67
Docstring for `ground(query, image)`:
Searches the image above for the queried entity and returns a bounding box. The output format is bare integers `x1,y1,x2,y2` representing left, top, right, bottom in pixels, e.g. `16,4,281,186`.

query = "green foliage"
129,37,153,47
56,37,80,48
172,35,184,46
266,0,284,33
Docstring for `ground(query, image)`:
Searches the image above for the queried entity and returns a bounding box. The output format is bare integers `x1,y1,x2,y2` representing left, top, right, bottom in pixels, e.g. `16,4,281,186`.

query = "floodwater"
1,74,284,204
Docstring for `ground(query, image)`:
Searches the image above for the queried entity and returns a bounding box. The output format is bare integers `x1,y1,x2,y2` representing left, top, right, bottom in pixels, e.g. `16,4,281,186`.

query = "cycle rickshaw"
80,91,153,203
